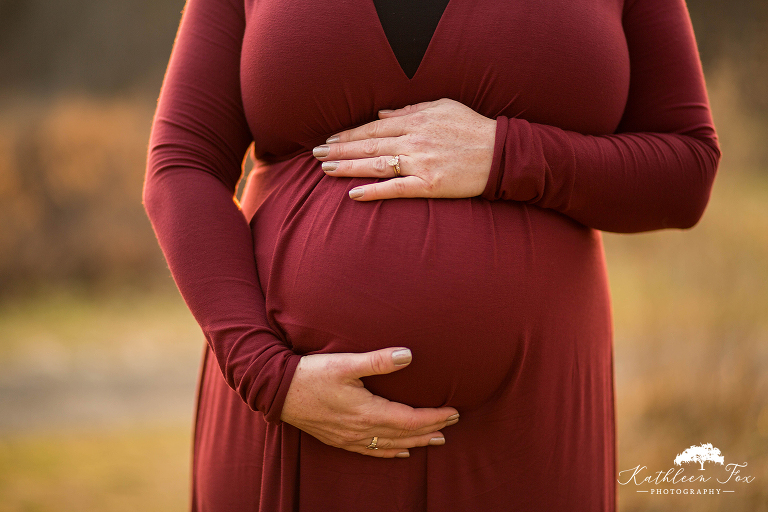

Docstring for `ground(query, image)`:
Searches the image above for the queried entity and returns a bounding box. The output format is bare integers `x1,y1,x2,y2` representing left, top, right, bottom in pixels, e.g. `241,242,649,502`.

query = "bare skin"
314,98,497,200
281,348,459,458
281,99,494,458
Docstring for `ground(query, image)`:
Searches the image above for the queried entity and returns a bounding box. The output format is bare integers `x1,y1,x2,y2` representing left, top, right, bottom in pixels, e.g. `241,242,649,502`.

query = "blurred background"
0,0,766,510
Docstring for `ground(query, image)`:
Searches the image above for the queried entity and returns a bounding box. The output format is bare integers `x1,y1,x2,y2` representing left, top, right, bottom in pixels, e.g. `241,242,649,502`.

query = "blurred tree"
0,0,185,94
0,0,765,101
0,0,765,295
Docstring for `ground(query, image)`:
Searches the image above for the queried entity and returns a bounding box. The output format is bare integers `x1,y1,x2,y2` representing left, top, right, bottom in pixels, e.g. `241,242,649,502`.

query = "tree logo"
674,443,725,471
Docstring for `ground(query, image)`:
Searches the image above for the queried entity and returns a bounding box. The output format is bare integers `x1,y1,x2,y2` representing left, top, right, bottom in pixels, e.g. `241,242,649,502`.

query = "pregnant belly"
246,154,605,409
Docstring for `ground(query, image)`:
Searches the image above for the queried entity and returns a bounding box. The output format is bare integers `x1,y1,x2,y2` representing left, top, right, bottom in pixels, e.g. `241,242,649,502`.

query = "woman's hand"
313,98,497,200
280,347,460,458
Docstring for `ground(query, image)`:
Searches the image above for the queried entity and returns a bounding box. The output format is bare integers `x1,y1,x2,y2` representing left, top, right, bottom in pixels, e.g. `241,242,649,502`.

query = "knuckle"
373,156,388,176
404,115,421,132
364,123,380,138
368,352,388,375
332,357,354,376
406,133,429,151
362,138,378,156
335,144,349,159
355,414,376,431
395,416,421,436
337,430,360,445
410,111,428,125
393,179,409,196
425,174,441,193
326,435,346,448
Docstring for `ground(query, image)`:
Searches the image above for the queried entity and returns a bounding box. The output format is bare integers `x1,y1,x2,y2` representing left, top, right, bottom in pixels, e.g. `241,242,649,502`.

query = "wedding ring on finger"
366,436,379,450
387,155,401,177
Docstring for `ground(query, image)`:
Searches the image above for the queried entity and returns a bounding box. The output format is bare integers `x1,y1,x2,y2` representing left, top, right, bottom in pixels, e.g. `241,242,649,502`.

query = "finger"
365,431,447,451
326,117,407,144
378,99,440,119
322,155,399,179
325,100,443,143
340,347,414,379
358,409,459,440
351,446,412,459
314,136,401,161
371,399,460,438
350,431,447,459
348,176,430,201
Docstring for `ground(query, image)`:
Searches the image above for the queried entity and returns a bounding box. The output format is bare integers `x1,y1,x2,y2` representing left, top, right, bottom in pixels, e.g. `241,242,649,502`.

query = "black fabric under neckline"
372,0,451,79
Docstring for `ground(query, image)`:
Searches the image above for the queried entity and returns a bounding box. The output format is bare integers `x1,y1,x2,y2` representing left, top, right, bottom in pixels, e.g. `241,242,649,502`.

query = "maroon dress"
144,0,719,510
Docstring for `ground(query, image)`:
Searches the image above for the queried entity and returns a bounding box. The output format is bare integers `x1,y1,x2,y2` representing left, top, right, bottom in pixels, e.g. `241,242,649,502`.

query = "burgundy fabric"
143,0,719,510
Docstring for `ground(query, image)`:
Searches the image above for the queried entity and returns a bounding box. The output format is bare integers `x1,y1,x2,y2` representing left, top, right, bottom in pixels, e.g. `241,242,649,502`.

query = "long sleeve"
143,0,299,423
481,0,721,233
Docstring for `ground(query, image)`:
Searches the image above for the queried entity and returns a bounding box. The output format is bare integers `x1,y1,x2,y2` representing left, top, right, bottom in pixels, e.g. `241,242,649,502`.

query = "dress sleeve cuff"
481,116,510,201
260,352,302,424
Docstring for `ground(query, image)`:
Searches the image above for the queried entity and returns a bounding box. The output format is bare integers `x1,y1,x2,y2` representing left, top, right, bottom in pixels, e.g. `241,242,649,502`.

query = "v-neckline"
368,0,454,82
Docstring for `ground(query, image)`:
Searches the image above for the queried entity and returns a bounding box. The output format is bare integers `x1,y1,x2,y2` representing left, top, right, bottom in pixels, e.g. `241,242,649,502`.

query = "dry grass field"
0,66,766,511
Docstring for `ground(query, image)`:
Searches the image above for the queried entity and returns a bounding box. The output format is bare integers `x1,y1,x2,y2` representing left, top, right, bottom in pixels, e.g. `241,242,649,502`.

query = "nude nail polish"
429,437,446,446
396,451,410,458
446,413,460,422
392,348,412,366
322,161,339,172
326,135,340,144
313,145,330,158
349,187,364,199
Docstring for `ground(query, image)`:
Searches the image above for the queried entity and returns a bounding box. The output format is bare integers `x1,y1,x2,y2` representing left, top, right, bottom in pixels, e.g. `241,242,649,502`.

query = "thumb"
344,347,413,378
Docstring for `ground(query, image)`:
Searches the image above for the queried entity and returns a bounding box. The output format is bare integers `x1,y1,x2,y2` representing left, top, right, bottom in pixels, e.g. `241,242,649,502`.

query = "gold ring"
387,155,401,177
366,436,379,450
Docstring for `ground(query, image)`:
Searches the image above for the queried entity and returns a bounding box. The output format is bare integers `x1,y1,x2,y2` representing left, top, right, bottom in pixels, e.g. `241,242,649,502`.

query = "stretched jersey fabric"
144,0,719,510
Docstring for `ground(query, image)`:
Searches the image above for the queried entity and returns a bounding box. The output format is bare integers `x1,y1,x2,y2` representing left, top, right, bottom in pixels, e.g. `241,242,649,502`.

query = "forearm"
482,118,720,232
483,0,720,233
143,0,300,422
143,169,300,422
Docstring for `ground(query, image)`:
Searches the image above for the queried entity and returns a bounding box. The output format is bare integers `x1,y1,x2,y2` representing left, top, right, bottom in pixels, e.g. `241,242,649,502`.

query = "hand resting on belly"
281,98,494,458
314,98,497,200
281,347,460,458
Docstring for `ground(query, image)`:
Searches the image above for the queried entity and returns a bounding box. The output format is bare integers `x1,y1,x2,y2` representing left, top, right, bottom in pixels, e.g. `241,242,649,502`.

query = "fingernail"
313,145,330,158
396,451,410,458
322,161,339,172
326,135,340,144
379,109,394,114
429,437,446,446
392,348,412,366
349,187,364,199
446,413,459,422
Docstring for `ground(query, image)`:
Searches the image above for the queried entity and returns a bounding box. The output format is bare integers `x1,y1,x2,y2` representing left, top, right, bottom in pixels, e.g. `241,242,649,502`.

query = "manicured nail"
322,161,339,172
429,437,446,446
313,145,330,158
392,348,412,366
349,187,364,199
446,413,459,422
379,109,394,114
396,451,410,458
326,135,340,144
